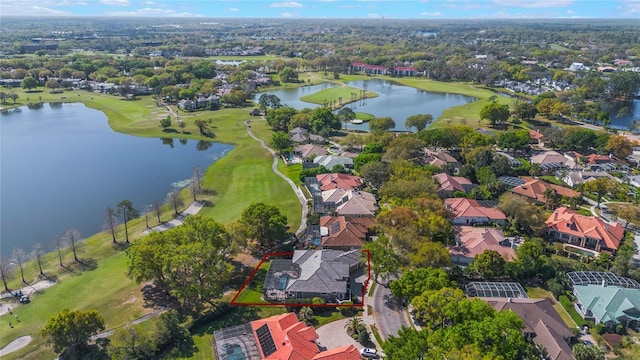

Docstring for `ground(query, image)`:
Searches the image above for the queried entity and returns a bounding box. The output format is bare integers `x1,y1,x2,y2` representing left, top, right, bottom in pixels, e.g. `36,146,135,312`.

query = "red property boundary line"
231,250,370,308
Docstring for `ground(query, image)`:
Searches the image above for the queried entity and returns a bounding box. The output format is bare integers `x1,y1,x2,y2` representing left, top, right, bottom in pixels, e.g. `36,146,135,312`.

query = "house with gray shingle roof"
263,250,361,303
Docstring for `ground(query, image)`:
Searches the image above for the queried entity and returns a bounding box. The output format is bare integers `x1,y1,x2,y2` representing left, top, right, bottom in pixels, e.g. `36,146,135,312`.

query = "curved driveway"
245,121,308,236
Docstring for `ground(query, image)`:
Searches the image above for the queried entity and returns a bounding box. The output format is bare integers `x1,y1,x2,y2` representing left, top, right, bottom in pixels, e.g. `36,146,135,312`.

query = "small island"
300,85,378,110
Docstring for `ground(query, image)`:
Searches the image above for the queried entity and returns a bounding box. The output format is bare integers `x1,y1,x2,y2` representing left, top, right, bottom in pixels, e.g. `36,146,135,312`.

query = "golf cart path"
245,120,308,237
0,336,32,357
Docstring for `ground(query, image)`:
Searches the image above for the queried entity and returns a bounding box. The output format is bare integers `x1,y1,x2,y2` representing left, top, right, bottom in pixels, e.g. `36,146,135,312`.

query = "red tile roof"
448,226,516,261
316,173,362,191
320,216,374,248
445,198,507,222
250,313,361,360
312,345,360,360
509,177,578,203
433,173,474,194
546,207,624,250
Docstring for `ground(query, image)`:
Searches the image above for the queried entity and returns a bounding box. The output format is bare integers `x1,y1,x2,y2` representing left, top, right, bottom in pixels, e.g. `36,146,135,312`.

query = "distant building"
433,173,477,198
445,198,507,226
349,62,389,75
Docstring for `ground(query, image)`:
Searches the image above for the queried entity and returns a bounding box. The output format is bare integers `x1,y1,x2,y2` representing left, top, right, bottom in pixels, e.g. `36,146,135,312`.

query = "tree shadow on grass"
78,258,98,271
162,128,178,133
192,306,260,336
141,282,179,310
112,242,130,251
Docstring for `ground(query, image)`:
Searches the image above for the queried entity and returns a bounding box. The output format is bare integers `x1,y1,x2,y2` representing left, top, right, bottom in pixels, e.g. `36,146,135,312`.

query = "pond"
0,103,233,256
256,79,476,131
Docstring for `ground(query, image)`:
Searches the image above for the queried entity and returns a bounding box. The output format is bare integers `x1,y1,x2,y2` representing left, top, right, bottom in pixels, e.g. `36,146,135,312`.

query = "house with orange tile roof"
213,312,361,360
319,215,375,250
433,173,477,198
546,207,624,253
315,173,362,191
448,226,516,265
444,198,507,225
424,149,461,170
529,129,544,146
509,177,578,204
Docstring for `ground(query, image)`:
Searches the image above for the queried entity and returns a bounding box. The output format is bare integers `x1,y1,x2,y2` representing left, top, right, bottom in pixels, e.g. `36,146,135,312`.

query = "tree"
362,235,401,283
0,256,11,292
152,202,162,223
344,317,364,336
32,243,46,277
279,67,298,83
337,107,355,129
583,177,614,206
240,202,288,249
405,114,433,132
62,228,82,263
190,166,203,202
41,308,105,354
469,250,507,279
11,248,28,284
480,101,510,126
258,94,282,115
22,76,39,92
271,131,292,154
310,107,340,135
9,93,18,104
390,268,454,301
497,130,530,155
266,106,297,132
166,188,184,215
117,200,139,244
382,134,427,164
514,239,547,279
513,101,537,121
53,234,67,267
409,241,452,269
369,116,396,132
159,116,171,130
103,206,119,244
605,135,634,159
573,343,605,360
359,161,391,188
127,216,236,313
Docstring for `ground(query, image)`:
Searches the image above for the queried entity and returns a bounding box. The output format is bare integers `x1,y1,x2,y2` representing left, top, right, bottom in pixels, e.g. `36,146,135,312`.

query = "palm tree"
544,188,560,210
344,317,363,336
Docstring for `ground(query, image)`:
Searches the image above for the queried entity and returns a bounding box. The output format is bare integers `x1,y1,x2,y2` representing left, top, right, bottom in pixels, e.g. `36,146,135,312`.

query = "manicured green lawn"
355,112,375,121
233,261,270,305
299,85,378,108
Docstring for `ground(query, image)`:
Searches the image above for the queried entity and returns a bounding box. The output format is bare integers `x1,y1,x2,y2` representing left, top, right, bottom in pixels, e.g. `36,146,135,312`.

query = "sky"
1,0,639,19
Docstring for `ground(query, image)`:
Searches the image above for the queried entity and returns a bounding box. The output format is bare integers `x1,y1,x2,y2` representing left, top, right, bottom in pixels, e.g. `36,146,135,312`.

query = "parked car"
360,348,378,358
19,295,30,304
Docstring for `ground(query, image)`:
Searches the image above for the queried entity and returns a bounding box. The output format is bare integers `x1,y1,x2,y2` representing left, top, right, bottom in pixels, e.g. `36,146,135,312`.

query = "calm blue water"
256,79,476,131
0,103,233,256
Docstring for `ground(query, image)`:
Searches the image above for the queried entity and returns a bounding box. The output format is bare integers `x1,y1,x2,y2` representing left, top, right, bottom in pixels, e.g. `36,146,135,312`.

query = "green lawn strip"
299,86,378,108
526,287,577,329
201,55,280,61
559,295,588,328
312,308,361,328
370,324,383,346
277,162,303,186
234,261,270,304
368,280,377,296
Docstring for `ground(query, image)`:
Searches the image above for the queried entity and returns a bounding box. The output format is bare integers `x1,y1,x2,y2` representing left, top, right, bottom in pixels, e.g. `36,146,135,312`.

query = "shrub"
358,330,370,345
596,323,607,335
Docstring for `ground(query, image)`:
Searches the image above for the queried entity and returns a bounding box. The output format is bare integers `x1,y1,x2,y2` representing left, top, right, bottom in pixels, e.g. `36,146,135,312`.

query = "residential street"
371,282,411,340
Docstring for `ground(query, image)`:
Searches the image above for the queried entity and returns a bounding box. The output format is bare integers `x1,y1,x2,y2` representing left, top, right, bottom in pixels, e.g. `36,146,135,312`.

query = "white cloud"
104,7,199,16
270,1,303,8
492,0,573,9
420,11,442,16
142,1,155,4
100,0,130,6
228,7,239,12
620,0,640,13
0,4,73,16
280,11,299,17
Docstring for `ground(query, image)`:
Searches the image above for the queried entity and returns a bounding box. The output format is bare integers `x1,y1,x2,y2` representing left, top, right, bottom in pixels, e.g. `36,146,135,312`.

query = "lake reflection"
0,103,233,256
256,79,476,131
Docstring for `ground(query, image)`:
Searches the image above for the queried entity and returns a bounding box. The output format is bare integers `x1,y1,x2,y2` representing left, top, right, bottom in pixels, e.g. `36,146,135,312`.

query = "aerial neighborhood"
1,11,640,360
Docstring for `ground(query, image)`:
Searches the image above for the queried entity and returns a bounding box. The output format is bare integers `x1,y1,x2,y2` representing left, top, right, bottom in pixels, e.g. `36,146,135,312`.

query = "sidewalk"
142,201,204,234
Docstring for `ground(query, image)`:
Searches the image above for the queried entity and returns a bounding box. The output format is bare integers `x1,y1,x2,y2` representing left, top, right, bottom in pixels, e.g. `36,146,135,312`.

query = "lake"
0,103,233,256
256,79,476,131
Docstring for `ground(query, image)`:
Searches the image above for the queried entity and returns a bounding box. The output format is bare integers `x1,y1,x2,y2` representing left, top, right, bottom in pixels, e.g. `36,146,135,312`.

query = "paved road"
245,121,308,237
371,282,410,340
